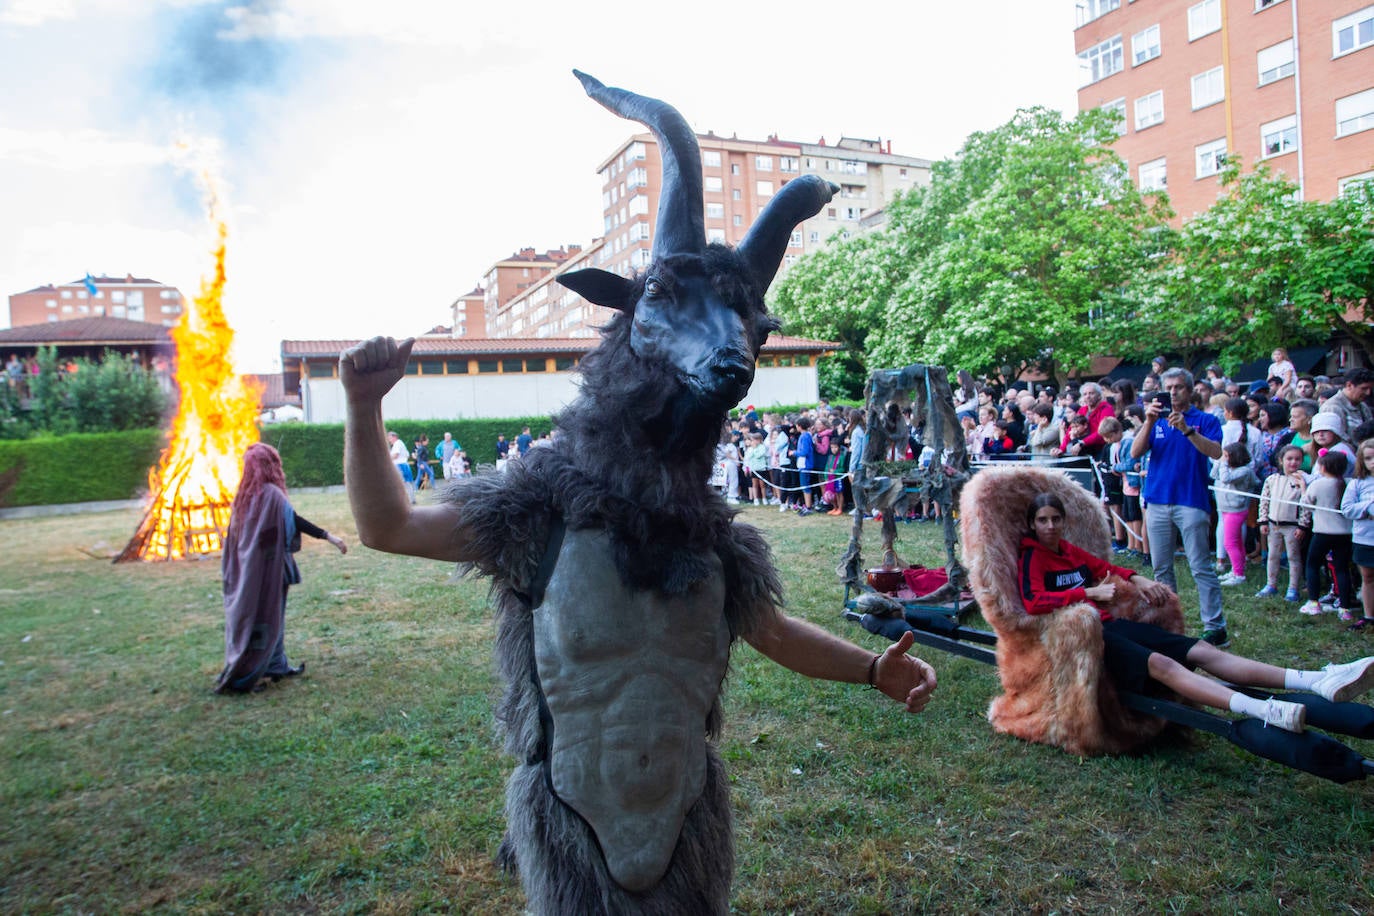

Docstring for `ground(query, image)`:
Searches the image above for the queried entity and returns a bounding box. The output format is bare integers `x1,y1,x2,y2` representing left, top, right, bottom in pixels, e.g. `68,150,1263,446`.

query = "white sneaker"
1260,697,1307,733
1218,573,1245,587
1310,657,1374,704
1298,600,1326,616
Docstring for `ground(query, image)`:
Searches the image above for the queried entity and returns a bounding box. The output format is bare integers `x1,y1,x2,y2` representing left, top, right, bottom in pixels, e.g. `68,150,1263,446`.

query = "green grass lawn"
1,493,1371,913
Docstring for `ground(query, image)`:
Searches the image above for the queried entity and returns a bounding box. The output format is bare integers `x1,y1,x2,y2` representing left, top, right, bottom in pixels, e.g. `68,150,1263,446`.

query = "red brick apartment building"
7,275,185,328
480,131,931,340
1075,0,1374,219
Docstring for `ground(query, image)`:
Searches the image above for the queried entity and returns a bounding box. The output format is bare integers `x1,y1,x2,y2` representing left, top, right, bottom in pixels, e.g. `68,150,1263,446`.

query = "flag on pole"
83,273,98,296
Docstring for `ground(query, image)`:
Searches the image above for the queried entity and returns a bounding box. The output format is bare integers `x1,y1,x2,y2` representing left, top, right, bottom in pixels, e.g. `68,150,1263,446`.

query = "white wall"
302,363,819,423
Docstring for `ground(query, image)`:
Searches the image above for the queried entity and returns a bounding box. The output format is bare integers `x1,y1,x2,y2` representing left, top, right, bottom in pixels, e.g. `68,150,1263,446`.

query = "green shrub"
0,429,166,507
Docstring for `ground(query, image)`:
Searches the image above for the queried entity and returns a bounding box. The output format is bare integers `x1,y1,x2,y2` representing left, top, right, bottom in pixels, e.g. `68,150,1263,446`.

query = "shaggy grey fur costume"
440,72,837,913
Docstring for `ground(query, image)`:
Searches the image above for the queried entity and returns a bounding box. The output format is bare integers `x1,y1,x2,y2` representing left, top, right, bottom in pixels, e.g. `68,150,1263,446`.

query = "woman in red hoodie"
1020,493,1374,733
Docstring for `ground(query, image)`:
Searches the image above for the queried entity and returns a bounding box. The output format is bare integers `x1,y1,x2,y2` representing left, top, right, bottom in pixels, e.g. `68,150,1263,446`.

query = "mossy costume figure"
339,72,938,915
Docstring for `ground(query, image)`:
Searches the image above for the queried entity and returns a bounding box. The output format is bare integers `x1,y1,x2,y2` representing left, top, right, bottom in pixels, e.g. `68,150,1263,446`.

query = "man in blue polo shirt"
1130,367,1229,646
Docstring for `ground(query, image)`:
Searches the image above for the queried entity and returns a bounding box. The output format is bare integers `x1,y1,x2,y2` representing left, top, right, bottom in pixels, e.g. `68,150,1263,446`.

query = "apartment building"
7,274,185,328
484,130,931,339
450,286,486,338
1075,0,1374,219
480,246,583,336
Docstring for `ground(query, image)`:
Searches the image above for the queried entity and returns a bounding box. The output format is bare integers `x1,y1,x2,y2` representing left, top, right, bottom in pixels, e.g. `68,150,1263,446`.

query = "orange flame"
117,205,260,562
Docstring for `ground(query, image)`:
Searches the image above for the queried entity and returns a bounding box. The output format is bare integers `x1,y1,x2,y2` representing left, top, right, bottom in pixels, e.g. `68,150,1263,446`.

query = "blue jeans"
1146,503,1225,632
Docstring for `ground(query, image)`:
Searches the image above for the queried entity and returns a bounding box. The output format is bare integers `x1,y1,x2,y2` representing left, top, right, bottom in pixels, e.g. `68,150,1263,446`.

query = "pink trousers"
1222,510,1247,577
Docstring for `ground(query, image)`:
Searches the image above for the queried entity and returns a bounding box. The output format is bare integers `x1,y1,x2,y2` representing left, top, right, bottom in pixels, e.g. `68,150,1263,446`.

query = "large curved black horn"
737,175,838,293
574,70,703,261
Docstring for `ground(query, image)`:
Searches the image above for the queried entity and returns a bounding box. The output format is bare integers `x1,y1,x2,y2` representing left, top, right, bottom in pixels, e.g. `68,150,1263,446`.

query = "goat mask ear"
558,268,636,312
574,70,704,262
737,175,838,293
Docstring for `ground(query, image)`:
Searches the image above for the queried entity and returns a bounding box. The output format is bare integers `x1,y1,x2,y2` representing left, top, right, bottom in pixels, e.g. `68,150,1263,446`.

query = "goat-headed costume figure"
341,72,937,915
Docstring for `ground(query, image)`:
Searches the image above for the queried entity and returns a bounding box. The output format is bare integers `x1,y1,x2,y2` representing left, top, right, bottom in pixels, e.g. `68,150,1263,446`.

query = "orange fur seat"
959,465,1185,756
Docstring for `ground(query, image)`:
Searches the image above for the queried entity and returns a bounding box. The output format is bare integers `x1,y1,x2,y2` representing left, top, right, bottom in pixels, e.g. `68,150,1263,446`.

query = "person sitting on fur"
1021,492,1374,733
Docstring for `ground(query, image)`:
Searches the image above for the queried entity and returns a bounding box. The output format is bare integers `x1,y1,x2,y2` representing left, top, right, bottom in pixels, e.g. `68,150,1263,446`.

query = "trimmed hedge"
1,404,847,507
0,429,167,507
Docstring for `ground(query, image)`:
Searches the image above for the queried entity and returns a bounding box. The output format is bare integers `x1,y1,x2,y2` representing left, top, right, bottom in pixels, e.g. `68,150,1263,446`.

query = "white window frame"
1338,170,1374,196
706,228,726,244
1188,0,1221,41
1079,35,1124,85
1260,114,1299,158
1134,91,1164,130
1195,138,1228,178
1102,97,1128,135
1333,6,1374,58
755,155,773,171
1075,0,1120,27
1132,24,1161,66
1138,158,1167,192
1255,0,1287,10
705,202,724,218
1335,88,1374,138
1191,66,1225,109
756,180,773,197
1257,39,1295,86
702,150,722,168
704,175,723,192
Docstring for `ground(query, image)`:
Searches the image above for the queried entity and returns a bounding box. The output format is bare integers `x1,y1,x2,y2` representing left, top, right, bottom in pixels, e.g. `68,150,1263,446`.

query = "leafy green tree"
1143,163,1317,370
2,346,168,438
871,106,1172,378
1290,180,1374,361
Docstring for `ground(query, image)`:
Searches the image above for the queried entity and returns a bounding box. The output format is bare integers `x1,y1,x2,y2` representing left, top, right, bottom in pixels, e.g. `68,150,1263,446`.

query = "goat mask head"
560,71,837,415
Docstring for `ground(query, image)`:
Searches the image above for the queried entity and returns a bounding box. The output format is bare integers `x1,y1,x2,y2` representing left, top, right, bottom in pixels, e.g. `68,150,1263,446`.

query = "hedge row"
0,429,167,507
1,402,840,507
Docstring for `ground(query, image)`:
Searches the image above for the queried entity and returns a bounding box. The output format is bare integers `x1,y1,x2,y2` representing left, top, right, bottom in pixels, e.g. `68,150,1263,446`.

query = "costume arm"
340,336,473,562
744,611,936,713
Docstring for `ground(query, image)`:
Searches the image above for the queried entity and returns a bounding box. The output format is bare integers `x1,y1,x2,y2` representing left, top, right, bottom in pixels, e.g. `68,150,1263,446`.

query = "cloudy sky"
0,0,1080,372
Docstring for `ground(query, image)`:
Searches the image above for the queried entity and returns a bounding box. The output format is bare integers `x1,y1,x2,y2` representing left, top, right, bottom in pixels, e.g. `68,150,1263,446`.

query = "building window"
477,360,498,373
827,207,836,220
525,358,546,372
1333,6,1374,57
707,228,727,244
780,156,799,172
61,290,71,298
418,359,442,375
732,189,741,200
706,202,724,218
1195,138,1228,178
705,176,723,192
47,314,57,322
789,230,802,246
110,290,124,303
1187,0,1221,40
703,150,721,168
899,167,908,178
45,299,55,308
1257,39,1295,86
1079,35,1124,85
1132,24,1160,66
1255,0,1286,9
1101,97,1128,134
1134,91,1164,130
627,141,646,160
1260,114,1298,157
501,359,522,373
783,254,798,267
1338,171,1373,198
733,214,743,226
756,180,773,197
308,361,334,378
626,167,647,189
628,195,648,216
445,359,469,373
755,155,773,171
555,357,577,371
843,207,863,220
731,163,740,175
1138,158,1167,191
1336,88,1374,137
1075,0,1119,27
1191,66,1225,109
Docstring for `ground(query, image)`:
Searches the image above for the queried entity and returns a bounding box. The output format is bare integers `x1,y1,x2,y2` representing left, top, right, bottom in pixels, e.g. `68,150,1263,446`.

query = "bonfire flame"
116,200,261,563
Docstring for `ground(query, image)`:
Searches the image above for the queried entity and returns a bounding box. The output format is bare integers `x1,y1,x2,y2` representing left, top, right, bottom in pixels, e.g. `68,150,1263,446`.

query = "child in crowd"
1309,414,1356,478
1214,441,1260,586
1256,445,1306,601
1299,451,1355,616
1113,406,1148,559
744,433,770,505
962,414,983,457
1340,438,1374,631
1059,414,1091,457
821,438,849,515
1096,417,1129,553
983,419,1016,457
1027,403,1062,457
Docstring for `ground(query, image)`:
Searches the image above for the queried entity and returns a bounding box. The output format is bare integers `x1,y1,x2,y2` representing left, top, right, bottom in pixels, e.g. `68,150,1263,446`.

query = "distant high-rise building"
1075,0,1374,220
7,274,185,328
449,286,487,338
486,131,931,339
